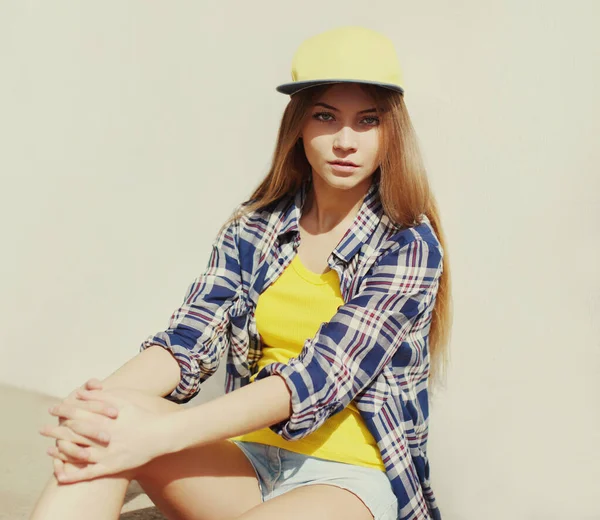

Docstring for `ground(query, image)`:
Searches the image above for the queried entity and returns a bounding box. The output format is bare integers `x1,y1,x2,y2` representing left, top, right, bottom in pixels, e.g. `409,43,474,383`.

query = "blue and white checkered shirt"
141,178,444,520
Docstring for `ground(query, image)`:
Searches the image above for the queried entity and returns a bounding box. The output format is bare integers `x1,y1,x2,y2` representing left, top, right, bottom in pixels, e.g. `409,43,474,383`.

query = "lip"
328,160,359,173
328,160,359,167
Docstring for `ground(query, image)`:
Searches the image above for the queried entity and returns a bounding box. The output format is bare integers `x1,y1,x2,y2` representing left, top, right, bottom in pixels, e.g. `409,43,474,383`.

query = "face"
299,83,381,192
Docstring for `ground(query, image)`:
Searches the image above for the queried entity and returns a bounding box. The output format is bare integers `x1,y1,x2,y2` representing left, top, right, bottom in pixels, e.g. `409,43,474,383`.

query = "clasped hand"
39,380,166,483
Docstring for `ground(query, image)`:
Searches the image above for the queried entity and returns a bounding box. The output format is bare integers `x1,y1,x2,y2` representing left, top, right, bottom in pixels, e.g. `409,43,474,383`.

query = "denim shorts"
229,440,398,520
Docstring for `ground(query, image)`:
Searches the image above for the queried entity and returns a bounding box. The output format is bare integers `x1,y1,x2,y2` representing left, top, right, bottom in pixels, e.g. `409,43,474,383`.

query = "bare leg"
29,388,176,520
28,390,262,520
29,462,133,520
236,484,375,520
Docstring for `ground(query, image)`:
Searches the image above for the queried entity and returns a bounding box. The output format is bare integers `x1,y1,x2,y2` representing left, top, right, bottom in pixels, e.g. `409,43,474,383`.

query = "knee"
54,459,137,483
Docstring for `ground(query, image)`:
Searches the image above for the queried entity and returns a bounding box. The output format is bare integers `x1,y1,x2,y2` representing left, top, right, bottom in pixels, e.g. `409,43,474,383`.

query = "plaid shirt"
140,178,444,520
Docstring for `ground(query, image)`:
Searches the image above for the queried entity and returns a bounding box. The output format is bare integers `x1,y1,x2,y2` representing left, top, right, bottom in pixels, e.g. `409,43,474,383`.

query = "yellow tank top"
229,254,385,471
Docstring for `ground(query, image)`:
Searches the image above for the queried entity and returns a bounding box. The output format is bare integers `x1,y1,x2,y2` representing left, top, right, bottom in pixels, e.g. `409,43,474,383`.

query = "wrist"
153,408,186,456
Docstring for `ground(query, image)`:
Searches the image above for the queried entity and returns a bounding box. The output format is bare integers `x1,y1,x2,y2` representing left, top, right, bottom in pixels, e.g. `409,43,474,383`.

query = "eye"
363,116,379,124
313,111,334,122
361,116,380,126
312,112,380,126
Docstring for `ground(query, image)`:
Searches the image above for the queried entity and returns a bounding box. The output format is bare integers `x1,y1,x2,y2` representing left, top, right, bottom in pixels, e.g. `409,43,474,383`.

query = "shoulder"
374,213,443,267
236,198,290,234
223,195,292,254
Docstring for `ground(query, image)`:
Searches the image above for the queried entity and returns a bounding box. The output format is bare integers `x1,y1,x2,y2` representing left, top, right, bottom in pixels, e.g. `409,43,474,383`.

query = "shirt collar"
277,177,384,264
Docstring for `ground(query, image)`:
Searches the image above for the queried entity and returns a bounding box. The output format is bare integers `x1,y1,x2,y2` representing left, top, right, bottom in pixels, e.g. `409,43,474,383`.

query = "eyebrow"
313,102,378,114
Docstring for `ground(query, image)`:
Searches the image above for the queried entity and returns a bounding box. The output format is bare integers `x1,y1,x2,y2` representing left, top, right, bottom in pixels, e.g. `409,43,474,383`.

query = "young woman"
31,26,452,520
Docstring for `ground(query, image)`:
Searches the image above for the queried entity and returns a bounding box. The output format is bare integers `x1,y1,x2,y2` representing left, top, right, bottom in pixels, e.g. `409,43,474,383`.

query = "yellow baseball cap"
276,26,405,96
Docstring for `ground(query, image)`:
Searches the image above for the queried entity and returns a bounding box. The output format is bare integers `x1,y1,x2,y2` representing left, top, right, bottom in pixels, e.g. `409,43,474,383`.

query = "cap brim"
276,79,404,96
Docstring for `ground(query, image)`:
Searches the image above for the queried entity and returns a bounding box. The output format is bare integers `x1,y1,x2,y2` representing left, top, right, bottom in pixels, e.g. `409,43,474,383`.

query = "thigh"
111,389,262,520
236,484,374,520
135,440,262,520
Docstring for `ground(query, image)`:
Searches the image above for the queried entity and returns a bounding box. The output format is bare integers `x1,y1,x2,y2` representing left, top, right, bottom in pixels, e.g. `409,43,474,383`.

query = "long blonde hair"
231,84,453,394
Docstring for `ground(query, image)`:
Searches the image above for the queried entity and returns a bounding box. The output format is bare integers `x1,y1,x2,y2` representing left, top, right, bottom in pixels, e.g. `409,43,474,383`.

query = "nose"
333,126,358,152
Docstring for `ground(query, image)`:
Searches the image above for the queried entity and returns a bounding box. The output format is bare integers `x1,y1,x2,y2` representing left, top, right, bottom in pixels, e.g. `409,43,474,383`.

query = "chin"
321,172,373,191
325,178,358,190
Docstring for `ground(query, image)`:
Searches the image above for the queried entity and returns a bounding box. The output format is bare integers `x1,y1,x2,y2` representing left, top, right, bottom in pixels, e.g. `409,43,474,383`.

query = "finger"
54,439,91,463
40,423,107,446
49,403,106,421
52,455,63,475
52,455,70,479
61,420,110,444
53,434,88,450
74,389,120,410
49,442,84,463
52,455,95,481
48,404,80,420
51,440,94,466
85,378,103,390
54,432,86,451
63,398,119,419
47,445,77,464
53,444,100,465
56,462,107,484
40,423,83,444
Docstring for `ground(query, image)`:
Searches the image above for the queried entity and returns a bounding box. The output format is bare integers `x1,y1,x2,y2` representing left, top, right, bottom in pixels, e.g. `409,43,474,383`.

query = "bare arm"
162,374,293,454
98,345,181,396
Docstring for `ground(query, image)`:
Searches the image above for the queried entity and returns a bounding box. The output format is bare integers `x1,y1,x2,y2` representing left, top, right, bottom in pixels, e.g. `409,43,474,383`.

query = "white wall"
1,1,598,518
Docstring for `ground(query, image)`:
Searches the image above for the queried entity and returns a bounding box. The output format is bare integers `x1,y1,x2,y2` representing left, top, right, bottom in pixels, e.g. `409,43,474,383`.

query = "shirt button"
278,258,284,264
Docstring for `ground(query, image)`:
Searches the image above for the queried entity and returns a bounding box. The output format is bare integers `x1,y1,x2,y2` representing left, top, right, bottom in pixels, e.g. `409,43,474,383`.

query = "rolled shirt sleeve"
140,213,243,404
254,235,443,440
